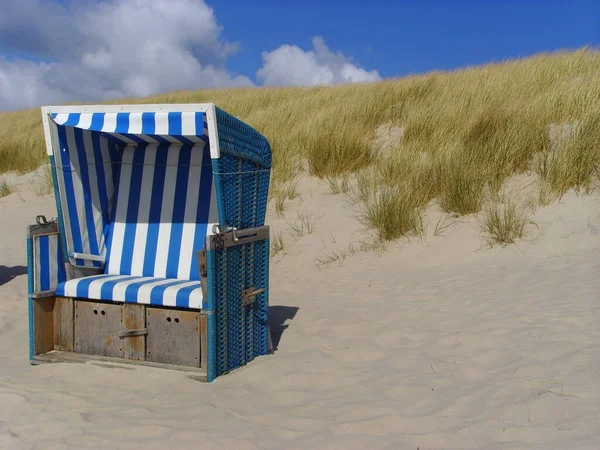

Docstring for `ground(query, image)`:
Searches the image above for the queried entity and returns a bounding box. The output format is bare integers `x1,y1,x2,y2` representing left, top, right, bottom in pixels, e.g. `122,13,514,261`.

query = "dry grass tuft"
270,229,287,258
351,170,426,242
287,210,316,238
482,200,529,245
534,114,600,197
315,238,385,269
0,177,15,198
326,175,351,195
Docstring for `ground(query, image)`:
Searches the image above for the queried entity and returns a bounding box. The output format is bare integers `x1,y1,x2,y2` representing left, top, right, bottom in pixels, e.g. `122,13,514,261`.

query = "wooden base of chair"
31,296,208,380
32,351,207,381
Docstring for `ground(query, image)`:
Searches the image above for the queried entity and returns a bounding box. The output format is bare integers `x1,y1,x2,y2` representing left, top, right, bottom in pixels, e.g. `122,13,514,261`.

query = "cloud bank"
0,1,381,111
257,36,381,87
0,0,252,111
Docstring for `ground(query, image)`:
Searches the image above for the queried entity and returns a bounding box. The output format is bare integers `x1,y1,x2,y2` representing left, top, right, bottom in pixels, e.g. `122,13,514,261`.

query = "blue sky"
211,0,599,82
0,0,598,111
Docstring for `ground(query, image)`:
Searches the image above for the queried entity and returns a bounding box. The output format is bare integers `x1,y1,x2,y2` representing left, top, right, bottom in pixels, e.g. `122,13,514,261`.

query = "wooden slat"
121,304,145,361
33,351,206,380
33,298,55,355
53,297,73,351
74,301,122,357
146,308,201,367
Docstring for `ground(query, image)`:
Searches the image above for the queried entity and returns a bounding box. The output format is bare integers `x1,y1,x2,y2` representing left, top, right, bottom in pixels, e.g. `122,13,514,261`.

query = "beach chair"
26,104,272,382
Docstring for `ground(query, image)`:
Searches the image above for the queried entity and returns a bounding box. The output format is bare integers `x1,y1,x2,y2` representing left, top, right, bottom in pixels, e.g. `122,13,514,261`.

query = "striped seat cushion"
105,143,217,280
56,275,203,309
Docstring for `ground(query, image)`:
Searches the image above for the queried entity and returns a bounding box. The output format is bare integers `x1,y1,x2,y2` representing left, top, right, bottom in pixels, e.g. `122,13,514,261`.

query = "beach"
1,173,599,449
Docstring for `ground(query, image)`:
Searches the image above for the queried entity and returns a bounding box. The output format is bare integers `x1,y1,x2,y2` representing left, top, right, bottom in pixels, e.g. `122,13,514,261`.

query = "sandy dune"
1,172,599,450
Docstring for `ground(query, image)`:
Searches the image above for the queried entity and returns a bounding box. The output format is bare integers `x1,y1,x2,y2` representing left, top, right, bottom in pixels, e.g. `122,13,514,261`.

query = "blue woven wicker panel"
212,108,271,378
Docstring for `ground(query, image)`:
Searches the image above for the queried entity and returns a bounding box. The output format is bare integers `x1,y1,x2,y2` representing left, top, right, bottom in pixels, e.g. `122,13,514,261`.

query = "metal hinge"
36,215,57,225
207,225,270,251
197,249,209,302
242,287,265,306
198,249,207,278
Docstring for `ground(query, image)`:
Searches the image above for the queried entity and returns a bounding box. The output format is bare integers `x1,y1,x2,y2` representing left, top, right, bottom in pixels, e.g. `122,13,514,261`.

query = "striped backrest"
104,143,218,280
49,112,209,269
51,124,117,268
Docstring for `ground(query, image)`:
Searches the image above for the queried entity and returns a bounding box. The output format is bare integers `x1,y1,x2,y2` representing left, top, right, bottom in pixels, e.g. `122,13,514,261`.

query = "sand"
1,171,599,450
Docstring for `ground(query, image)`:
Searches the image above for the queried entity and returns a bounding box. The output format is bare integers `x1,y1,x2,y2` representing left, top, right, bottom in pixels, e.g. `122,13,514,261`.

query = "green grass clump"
437,155,487,216
482,200,528,245
353,168,426,242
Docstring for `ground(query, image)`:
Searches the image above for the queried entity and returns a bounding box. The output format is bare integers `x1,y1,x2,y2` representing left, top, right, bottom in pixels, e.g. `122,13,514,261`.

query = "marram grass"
1,47,599,242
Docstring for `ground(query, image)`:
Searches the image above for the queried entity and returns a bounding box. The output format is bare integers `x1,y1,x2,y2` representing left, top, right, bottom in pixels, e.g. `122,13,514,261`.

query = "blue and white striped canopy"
51,111,209,145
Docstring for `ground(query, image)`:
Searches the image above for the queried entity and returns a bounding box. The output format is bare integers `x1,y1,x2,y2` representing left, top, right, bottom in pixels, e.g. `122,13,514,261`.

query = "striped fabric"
50,110,215,309
49,112,209,269
52,123,116,268
52,112,209,146
33,233,66,293
104,144,218,280
56,275,203,309
55,142,217,308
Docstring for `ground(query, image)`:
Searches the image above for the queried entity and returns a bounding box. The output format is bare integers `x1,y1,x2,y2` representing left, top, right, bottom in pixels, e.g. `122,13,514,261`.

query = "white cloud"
0,0,253,111
0,3,385,111
0,59,64,111
257,36,381,87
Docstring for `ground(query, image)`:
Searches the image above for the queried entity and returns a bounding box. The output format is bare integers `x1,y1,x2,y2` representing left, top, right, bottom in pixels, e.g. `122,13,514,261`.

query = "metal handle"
118,328,148,339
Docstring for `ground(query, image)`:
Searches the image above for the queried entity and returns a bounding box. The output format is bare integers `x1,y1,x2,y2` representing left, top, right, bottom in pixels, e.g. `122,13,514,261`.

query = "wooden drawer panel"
74,302,123,357
146,308,201,367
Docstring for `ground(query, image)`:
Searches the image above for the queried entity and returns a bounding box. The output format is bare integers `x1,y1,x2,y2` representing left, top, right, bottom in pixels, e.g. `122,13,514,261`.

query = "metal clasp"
242,287,265,306
35,215,57,225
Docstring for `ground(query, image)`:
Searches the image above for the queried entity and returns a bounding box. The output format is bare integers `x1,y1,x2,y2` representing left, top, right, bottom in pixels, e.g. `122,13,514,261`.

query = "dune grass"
270,229,287,258
326,175,351,195
1,47,600,242
0,177,14,198
482,200,529,245
287,210,316,239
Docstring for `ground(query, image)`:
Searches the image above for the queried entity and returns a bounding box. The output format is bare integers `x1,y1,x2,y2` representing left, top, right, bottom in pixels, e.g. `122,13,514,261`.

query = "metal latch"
207,225,270,251
197,249,209,302
198,249,207,278
118,328,148,339
36,215,57,225
242,288,265,306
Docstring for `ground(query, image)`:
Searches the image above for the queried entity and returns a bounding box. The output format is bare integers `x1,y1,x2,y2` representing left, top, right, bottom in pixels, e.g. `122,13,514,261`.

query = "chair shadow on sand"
0,265,27,287
269,305,299,352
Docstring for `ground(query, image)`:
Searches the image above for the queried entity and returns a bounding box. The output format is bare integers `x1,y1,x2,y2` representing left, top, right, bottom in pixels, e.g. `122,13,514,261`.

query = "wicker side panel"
215,107,272,169
214,107,271,231
214,155,271,231
212,107,272,378
214,239,270,377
